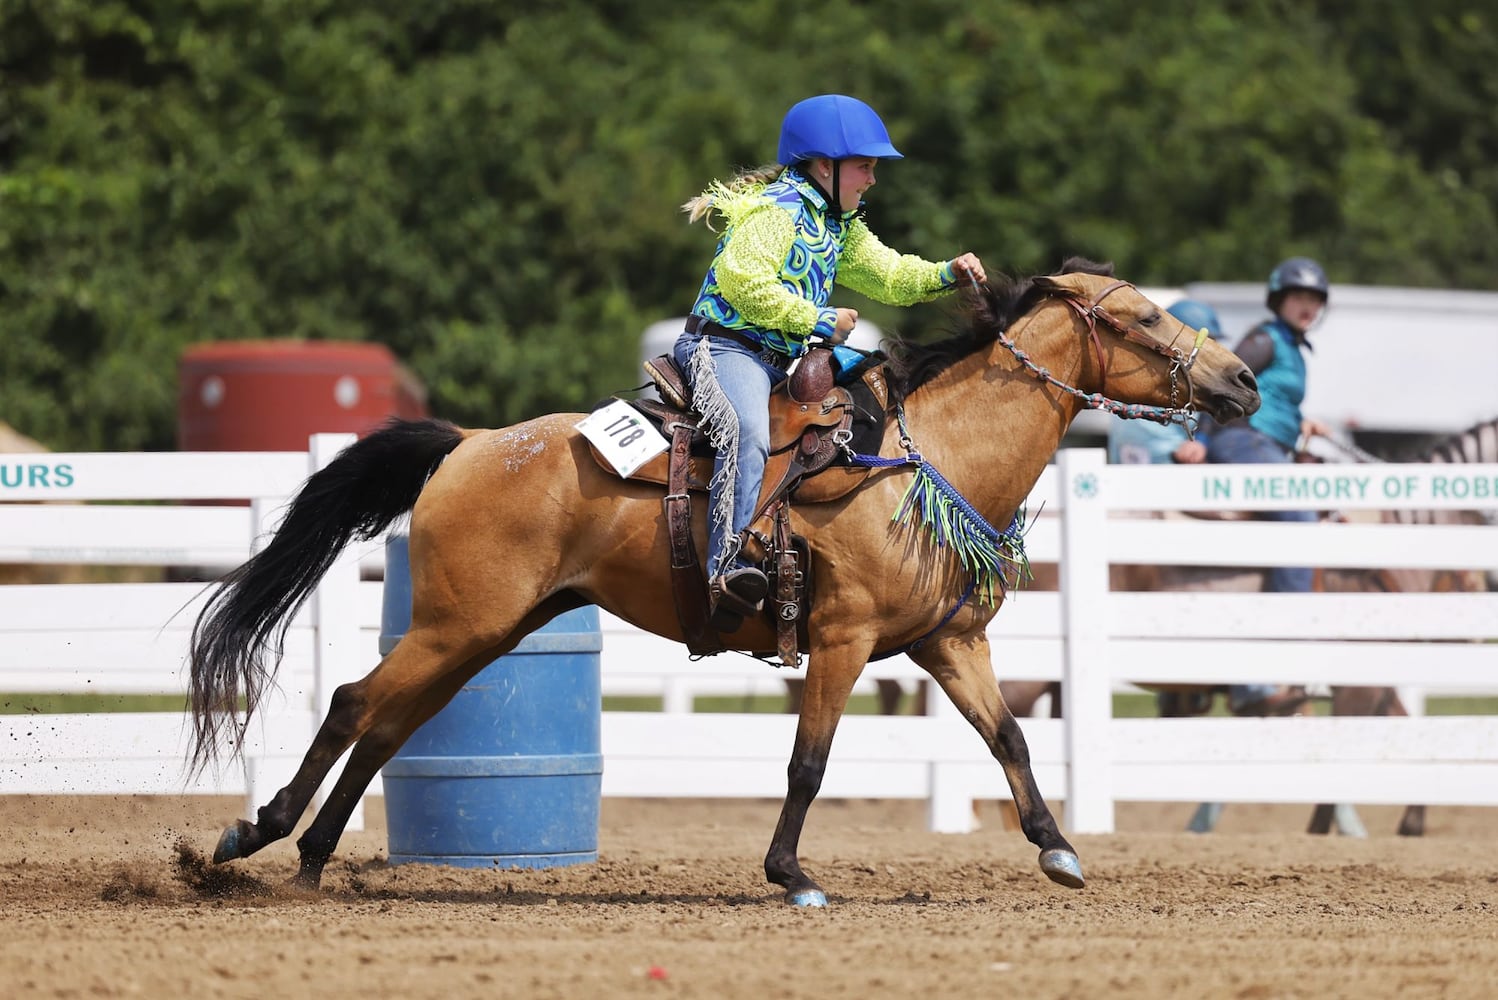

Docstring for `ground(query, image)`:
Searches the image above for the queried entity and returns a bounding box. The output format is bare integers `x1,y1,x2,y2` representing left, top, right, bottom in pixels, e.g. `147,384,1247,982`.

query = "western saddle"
585,345,891,667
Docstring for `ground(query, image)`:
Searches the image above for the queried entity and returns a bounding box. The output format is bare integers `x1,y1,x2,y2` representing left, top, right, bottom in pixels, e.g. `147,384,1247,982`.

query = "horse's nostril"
1239,368,1258,393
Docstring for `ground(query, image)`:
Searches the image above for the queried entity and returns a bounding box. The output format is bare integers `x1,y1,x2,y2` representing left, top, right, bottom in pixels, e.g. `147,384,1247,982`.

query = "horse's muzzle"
1206,364,1260,424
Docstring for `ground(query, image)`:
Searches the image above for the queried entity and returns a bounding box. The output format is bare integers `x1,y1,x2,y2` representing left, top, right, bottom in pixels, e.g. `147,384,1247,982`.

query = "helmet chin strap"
806,158,843,217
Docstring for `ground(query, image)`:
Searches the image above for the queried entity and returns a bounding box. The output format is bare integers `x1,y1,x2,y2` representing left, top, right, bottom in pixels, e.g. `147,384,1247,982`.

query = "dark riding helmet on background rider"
1266,256,1329,311
776,94,904,165
1166,299,1225,342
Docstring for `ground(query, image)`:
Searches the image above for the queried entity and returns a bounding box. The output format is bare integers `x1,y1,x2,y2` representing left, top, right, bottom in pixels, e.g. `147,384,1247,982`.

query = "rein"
1303,433,1382,465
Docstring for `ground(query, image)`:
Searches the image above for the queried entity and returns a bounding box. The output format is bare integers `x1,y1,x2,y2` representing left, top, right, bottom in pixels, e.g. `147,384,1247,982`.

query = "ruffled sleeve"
836,218,955,305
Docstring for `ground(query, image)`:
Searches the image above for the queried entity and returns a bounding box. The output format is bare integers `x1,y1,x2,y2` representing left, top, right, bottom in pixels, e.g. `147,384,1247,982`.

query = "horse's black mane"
886,256,1115,402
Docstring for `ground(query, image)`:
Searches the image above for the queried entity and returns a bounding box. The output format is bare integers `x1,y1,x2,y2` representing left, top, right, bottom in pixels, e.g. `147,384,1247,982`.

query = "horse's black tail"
187,417,466,774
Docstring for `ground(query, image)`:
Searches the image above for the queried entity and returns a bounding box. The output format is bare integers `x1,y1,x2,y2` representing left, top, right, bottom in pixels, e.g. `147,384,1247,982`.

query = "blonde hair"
681,163,785,226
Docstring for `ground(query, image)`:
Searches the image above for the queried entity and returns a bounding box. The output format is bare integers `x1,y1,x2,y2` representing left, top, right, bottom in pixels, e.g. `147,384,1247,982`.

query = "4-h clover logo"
1072,473,1099,499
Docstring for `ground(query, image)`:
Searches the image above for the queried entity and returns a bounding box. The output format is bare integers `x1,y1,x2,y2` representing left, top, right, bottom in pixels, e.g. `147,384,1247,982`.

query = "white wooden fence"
2,438,1496,835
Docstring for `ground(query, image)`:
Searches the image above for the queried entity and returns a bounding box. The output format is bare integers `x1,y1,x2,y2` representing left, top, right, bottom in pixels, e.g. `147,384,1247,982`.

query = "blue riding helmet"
1267,256,1329,307
1165,299,1224,341
777,94,903,165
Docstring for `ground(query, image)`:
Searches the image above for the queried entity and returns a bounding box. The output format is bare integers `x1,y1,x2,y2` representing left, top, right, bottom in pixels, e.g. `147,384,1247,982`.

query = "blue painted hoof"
787,888,828,907
212,823,246,864
1039,848,1085,889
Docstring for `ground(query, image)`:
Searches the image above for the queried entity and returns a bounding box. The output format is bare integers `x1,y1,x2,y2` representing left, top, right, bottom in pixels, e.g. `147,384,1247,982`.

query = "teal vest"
1246,319,1307,450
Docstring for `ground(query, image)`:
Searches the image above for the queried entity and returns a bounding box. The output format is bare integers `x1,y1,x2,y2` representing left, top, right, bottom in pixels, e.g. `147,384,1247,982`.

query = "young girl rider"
674,93,986,630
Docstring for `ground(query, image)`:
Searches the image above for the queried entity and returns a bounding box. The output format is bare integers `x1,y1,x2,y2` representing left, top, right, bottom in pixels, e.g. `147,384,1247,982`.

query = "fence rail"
2,439,1496,834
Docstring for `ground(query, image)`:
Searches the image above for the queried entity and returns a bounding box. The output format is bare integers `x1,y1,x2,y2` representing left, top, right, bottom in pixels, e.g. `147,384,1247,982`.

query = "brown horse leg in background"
998,680,1062,719
784,677,926,716
1305,686,1425,837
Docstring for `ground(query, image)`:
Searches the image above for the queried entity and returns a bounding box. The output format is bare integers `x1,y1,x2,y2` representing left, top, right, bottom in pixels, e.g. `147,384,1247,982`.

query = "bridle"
1063,279,1208,409
983,276,1211,431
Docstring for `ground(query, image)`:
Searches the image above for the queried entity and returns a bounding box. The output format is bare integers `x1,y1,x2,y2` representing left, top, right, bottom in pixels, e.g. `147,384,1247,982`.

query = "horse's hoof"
288,871,323,892
213,822,246,864
787,888,828,907
1039,848,1085,889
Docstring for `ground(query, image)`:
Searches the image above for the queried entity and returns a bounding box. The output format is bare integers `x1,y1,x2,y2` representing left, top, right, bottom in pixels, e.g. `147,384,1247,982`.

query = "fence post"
1058,448,1115,833
927,681,976,833
309,433,363,827
242,492,296,815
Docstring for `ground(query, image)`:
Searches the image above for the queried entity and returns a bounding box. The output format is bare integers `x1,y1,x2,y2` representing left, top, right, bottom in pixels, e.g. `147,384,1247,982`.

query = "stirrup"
708,567,768,632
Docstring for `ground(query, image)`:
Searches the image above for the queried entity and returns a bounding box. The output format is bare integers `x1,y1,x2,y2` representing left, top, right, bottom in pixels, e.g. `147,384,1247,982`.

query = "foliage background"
3,0,1495,450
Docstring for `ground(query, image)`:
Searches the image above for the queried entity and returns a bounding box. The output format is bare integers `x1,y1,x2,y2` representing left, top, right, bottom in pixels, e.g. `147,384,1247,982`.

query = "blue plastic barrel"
378,534,602,868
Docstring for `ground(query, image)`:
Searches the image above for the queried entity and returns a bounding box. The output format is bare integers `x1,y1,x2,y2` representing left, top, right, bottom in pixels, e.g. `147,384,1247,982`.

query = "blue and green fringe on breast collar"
844,407,1030,606
891,460,1031,606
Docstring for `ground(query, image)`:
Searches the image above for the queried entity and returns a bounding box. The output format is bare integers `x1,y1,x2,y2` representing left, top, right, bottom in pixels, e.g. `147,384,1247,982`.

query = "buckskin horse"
188,258,1260,905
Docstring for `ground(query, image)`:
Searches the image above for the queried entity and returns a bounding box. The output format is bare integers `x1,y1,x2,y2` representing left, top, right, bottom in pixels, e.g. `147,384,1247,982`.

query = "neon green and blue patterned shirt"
689,168,958,358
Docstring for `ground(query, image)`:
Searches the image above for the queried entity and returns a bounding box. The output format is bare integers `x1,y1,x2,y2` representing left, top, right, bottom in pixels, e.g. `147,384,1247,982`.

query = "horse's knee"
786,755,827,797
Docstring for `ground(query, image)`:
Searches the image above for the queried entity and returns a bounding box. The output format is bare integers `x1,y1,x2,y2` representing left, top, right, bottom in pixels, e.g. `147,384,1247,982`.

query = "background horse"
187,259,1259,905
1002,416,1498,836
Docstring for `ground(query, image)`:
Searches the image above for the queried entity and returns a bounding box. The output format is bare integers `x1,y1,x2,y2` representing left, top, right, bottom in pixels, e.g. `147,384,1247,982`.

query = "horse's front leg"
764,640,868,907
910,632,1084,889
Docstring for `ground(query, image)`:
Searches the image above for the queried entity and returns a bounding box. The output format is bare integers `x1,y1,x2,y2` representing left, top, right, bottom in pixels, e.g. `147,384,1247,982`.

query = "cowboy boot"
708,565,769,633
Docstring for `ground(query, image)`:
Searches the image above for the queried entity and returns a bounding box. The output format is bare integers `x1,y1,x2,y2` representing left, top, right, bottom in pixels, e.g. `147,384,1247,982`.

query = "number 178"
605,414,644,448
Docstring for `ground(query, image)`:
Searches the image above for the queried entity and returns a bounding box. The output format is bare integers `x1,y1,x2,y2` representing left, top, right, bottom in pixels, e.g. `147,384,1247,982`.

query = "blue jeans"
1209,423,1317,710
673,332,788,577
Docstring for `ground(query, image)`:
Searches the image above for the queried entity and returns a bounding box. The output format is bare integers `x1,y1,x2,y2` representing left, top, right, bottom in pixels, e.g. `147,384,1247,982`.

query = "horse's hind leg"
1397,805,1426,836
287,593,587,886
210,630,479,867
214,631,494,874
1306,686,1405,837
212,686,373,865
1325,686,1424,836
910,635,1083,888
213,590,568,872
289,649,492,887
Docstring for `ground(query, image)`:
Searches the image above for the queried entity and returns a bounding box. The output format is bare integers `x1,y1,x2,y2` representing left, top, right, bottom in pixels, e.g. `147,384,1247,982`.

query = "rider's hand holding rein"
1300,417,1332,440
950,253,986,285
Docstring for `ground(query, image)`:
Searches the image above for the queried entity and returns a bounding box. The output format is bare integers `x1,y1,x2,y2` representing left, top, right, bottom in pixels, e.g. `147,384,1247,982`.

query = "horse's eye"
1141,312,1162,327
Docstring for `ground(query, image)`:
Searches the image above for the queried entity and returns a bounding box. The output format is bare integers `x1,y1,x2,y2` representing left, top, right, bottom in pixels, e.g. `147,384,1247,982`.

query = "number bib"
575,399,669,478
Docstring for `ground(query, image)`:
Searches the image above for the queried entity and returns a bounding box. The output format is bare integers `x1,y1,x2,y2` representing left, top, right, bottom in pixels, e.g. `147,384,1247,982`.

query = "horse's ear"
1036,272,1088,297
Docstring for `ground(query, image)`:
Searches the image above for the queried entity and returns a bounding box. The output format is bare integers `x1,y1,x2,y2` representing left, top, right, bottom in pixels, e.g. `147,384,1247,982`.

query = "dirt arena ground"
1,795,1494,999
